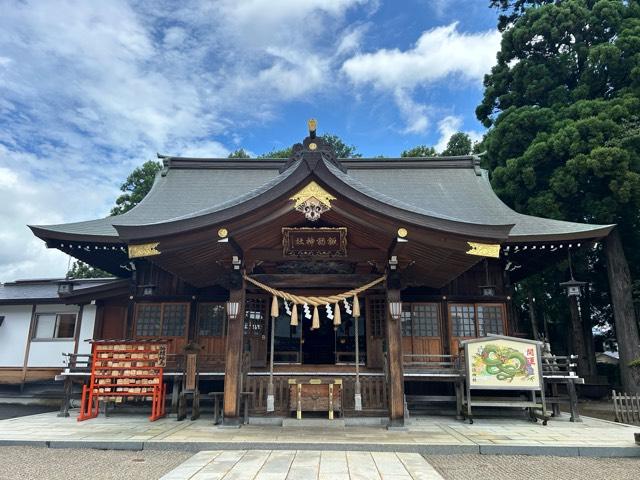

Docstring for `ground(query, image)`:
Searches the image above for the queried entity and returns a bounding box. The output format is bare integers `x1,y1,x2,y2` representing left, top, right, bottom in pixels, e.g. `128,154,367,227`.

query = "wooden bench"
402,354,464,419
56,353,92,417
541,354,583,422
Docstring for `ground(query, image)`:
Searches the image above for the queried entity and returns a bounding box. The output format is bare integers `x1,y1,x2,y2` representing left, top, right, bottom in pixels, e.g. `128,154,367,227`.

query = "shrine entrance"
302,311,334,364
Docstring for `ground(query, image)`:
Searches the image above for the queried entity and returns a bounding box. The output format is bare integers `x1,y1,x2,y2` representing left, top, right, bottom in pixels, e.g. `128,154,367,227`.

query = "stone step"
282,417,346,429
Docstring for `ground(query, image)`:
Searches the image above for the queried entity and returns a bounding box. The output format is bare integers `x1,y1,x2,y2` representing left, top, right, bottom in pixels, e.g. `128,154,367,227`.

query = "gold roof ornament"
128,242,160,258
290,181,336,208
290,181,336,222
308,118,317,137
466,242,500,258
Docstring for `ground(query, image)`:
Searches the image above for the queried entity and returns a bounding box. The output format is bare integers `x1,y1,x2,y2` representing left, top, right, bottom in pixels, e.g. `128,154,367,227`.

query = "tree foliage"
480,0,640,352
401,145,437,157
441,132,473,156
67,261,110,279
110,160,162,215
227,148,251,158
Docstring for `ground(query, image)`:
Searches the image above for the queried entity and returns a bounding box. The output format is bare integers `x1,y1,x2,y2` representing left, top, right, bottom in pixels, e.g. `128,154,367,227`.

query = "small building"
19,125,614,425
0,278,128,386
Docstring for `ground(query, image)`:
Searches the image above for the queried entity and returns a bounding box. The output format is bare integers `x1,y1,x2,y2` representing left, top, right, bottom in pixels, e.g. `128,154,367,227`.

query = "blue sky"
0,0,501,281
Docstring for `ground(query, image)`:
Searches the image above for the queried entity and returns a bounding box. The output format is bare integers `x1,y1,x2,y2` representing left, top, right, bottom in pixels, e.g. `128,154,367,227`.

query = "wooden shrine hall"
30,121,613,426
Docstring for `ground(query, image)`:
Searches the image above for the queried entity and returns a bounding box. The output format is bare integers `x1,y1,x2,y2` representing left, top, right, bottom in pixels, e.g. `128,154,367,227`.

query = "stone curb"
0,439,638,457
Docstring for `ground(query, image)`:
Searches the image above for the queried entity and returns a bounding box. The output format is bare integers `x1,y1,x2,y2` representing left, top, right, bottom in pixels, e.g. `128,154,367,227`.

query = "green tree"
67,261,110,279
227,148,251,158
111,160,162,215
441,132,473,156
401,145,437,157
480,0,640,391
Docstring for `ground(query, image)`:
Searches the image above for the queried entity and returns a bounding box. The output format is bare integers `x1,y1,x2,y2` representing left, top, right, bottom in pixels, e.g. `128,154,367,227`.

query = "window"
244,297,267,337
477,305,505,336
450,303,505,338
450,304,476,337
135,303,188,337
412,303,439,337
368,297,386,338
198,303,226,336
402,303,440,337
34,313,77,339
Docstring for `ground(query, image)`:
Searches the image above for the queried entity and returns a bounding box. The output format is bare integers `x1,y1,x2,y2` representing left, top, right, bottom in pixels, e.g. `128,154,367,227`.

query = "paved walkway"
0,410,638,457
160,450,444,480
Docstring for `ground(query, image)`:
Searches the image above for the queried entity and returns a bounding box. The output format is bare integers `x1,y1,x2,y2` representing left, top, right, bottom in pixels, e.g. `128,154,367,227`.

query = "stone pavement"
160,450,444,480
0,410,638,457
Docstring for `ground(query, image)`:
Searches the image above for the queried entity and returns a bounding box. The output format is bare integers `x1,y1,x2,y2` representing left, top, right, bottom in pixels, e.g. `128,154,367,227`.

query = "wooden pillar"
385,275,405,428
605,229,640,394
222,274,246,426
20,304,38,391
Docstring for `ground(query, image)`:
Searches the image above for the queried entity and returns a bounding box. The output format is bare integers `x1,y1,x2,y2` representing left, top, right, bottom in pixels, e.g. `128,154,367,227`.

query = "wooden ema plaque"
77,340,167,422
288,378,342,420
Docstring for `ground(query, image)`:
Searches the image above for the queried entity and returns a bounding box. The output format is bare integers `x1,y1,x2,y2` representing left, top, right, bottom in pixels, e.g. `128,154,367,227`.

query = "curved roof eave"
114,156,516,242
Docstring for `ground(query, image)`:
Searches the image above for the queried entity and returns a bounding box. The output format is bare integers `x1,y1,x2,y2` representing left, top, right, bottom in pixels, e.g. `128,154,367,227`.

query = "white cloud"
0,0,376,281
435,115,483,152
342,22,500,133
342,22,500,90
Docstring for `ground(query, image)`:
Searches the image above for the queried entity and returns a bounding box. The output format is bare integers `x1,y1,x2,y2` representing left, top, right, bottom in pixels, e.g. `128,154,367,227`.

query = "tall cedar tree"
479,0,640,390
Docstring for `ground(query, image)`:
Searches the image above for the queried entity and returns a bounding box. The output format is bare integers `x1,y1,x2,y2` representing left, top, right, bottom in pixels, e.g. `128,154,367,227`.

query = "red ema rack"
78,341,167,422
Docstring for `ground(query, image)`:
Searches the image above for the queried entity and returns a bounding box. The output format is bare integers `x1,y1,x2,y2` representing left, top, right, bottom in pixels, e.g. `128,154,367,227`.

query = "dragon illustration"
477,344,534,382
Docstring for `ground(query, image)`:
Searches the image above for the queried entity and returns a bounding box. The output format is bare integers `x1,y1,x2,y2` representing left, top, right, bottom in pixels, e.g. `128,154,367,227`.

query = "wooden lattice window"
411,303,439,337
450,304,475,337
198,303,226,336
135,303,188,337
368,297,386,338
477,304,505,336
401,304,412,337
244,297,266,336
135,304,162,336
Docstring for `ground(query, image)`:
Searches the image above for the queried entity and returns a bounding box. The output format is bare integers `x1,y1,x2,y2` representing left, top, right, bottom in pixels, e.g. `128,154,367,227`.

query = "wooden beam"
222,275,246,425
245,248,386,264
248,274,383,289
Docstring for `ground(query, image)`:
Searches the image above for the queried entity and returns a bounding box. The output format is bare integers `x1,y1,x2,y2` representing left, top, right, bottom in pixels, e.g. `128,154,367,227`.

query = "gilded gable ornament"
466,242,500,258
290,181,336,221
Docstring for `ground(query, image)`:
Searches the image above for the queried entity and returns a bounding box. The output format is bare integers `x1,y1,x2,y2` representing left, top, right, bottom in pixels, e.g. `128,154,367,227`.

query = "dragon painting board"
463,335,543,391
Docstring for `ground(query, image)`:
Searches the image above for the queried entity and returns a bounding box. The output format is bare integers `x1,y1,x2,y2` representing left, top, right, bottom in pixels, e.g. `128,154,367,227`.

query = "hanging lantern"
388,299,402,320
560,278,587,297
226,300,240,320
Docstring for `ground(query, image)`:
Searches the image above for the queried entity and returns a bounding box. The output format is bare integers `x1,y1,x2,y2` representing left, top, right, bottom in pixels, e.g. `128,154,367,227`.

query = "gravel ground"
427,454,640,480
0,447,191,480
1,447,639,480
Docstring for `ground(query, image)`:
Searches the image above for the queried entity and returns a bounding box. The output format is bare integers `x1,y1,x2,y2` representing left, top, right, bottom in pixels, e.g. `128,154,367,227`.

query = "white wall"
0,305,32,367
26,304,97,367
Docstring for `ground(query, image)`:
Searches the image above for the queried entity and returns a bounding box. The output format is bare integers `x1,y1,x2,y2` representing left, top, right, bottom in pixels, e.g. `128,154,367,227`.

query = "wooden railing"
612,390,640,424
402,354,461,374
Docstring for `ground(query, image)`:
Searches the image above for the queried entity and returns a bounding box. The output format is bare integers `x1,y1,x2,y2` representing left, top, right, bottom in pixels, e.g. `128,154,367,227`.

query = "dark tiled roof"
0,278,120,303
30,155,613,242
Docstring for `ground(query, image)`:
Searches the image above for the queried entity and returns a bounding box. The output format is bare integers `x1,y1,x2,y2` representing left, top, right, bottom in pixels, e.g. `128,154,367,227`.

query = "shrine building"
22,121,613,426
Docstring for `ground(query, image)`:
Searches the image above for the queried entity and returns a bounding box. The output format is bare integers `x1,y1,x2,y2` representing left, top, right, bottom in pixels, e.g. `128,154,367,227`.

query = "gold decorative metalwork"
290,181,335,208
308,118,317,134
290,181,336,221
308,142,317,150
128,242,160,258
217,228,228,238
466,242,501,258
397,227,408,238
